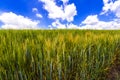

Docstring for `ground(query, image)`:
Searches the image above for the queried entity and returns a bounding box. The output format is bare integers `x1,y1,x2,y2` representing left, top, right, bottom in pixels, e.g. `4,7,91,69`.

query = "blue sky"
0,0,120,29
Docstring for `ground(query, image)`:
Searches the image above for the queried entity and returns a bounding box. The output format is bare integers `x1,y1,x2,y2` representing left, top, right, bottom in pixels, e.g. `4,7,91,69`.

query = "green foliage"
0,30,120,80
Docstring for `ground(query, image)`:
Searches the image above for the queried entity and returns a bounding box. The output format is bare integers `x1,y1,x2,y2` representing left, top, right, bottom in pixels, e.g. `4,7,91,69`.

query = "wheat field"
0,30,120,80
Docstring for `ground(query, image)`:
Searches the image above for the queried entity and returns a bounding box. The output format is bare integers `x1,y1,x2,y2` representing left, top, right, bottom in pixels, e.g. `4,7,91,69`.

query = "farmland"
0,30,120,80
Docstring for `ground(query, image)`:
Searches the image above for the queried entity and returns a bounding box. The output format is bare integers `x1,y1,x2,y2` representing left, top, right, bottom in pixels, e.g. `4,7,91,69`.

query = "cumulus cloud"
81,15,99,25
67,23,80,29
49,20,80,29
101,0,120,18
41,0,120,29
61,0,69,4
80,15,120,29
79,0,120,30
64,4,77,22
39,0,77,22
49,14,120,29
50,20,66,29
77,0,120,30
0,12,39,29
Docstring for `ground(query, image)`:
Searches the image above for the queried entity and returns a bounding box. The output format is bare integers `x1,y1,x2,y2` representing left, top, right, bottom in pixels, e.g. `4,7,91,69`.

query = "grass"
0,30,120,80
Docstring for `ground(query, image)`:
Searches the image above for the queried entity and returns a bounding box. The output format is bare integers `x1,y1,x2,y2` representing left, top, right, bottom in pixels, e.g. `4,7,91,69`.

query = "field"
0,30,120,80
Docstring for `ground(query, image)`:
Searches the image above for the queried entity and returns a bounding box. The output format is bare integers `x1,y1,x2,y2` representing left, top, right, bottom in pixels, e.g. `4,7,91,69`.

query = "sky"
0,0,120,29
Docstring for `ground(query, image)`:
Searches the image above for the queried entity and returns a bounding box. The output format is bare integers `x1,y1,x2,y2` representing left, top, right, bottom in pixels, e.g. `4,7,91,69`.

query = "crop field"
0,30,120,80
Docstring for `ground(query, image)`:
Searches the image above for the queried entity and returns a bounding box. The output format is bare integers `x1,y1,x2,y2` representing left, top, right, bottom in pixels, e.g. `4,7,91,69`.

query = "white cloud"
39,0,64,19
36,13,43,18
79,0,120,30
78,0,120,30
101,0,120,18
49,14,120,29
0,12,39,29
49,14,120,30
51,20,66,29
61,0,69,4
39,0,77,22
75,0,120,30
81,15,99,25
64,4,77,22
32,7,43,18
50,20,80,29
111,0,120,18
80,15,120,30
32,8,38,12
40,0,120,29
101,0,113,14
67,23,80,29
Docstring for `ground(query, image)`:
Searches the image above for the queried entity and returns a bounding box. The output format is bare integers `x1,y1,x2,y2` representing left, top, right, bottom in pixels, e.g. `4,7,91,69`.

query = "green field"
0,30,120,80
